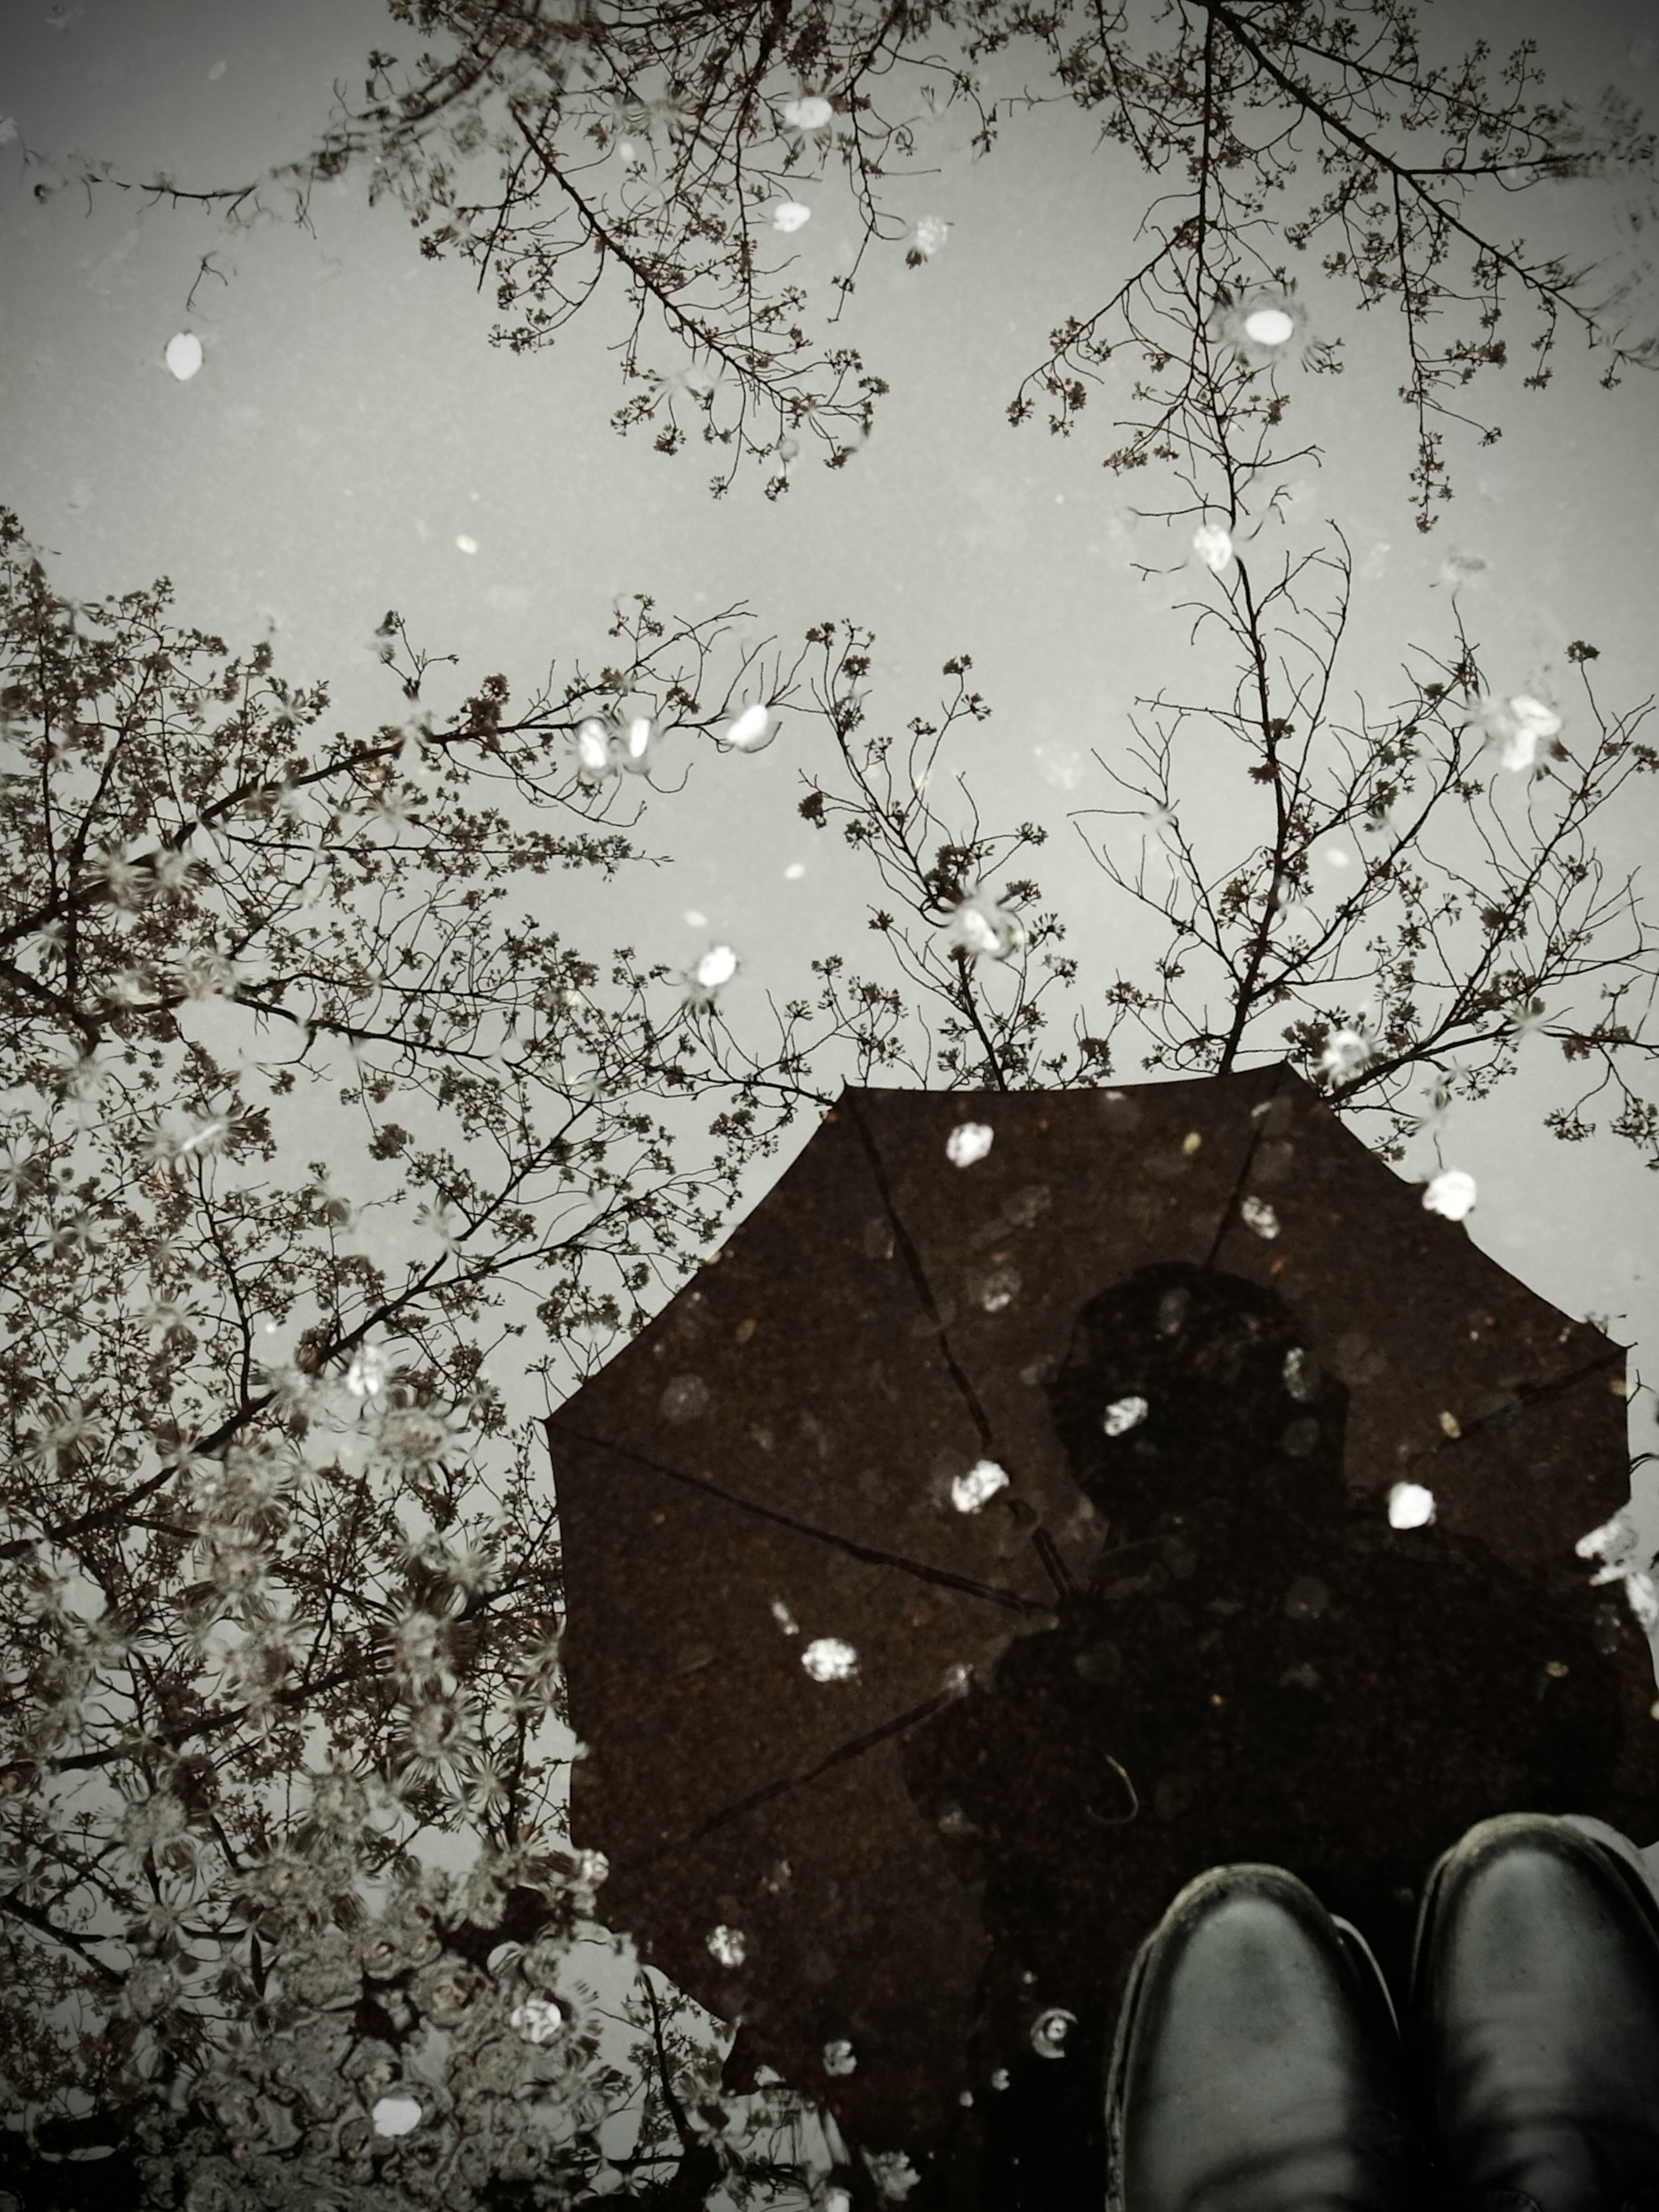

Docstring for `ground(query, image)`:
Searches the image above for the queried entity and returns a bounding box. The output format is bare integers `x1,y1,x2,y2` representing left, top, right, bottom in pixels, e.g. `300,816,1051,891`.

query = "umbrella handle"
1083,1755,1141,1828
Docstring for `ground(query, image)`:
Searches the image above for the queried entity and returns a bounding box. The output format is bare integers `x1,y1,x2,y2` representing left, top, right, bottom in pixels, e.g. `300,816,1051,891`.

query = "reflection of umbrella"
548,1063,1656,2196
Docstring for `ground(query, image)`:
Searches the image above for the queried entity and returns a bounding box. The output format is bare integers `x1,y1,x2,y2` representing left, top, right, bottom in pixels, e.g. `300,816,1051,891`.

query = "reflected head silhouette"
1046,1260,1349,1532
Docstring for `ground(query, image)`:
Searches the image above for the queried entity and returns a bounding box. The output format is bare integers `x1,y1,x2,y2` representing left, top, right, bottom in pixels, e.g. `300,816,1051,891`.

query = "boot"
1409,1812,1659,2212
1105,1863,1426,2212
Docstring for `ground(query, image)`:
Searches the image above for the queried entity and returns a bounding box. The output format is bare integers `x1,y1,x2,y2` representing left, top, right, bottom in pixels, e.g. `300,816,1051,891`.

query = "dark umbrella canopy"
547,1063,1655,2188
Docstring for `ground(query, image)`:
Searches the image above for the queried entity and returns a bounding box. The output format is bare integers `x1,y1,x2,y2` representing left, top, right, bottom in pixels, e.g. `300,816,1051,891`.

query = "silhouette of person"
901,1260,1624,2212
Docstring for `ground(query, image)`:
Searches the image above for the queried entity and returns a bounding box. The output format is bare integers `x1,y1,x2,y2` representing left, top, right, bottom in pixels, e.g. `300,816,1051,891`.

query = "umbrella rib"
841,1098,1106,1605
547,1419,1056,1618
1392,1337,1631,1470
842,1095,997,1456
1205,1059,1296,1269
621,1685,966,1869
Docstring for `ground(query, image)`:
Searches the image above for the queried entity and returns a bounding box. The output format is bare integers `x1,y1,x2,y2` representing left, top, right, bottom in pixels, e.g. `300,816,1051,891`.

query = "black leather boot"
1409,1812,1659,2212
1105,1863,1426,2212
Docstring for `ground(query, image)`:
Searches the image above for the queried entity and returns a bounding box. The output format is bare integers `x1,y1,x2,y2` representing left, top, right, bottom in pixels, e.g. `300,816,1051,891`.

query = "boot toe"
1107,1865,1422,2212
1411,1813,1659,2212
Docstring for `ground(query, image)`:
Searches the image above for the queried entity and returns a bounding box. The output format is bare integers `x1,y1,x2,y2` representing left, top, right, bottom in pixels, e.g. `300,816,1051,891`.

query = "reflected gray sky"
5,2,1659,1592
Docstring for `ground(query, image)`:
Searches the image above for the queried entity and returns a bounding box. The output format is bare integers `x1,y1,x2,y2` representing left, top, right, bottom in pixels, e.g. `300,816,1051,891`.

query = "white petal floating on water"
1192,522,1234,573
1510,694,1562,738
1102,1395,1148,1437
945,890,1023,961
659,1373,711,1423
1214,287,1310,365
707,1924,747,1967
575,717,613,778
946,1121,994,1168
1423,1169,1477,1221
771,200,813,233
1625,1571,1659,1635
1135,802,1180,860
801,1636,859,1682
1499,725,1538,773
164,332,203,381
619,712,657,774
510,1997,566,2045
1034,742,1084,790
782,96,834,130
695,944,738,990
823,2037,858,2075
1465,692,1562,773
1030,2007,1077,2059
1243,306,1296,346
770,1598,800,1635
1440,550,1488,593
1240,1195,1280,1240
1320,1028,1374,1079
1499,694,1561,771
722,701,776,751
1576,1514,1637,1566
866,2153,921,2202
1388,1481,1436,1530
372,2097,422,2138
952,1460,1010,1513
346,1344,390,1400
455,534,478,555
